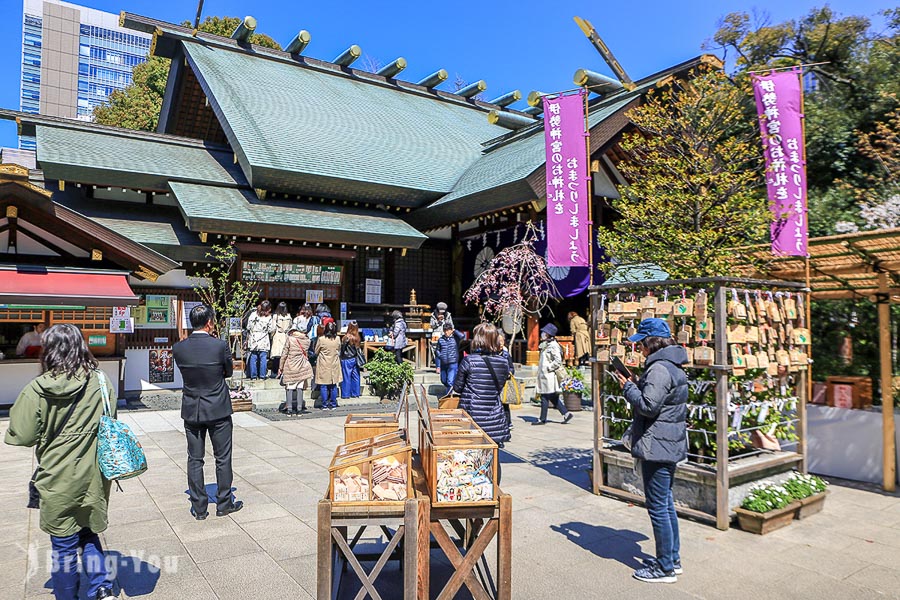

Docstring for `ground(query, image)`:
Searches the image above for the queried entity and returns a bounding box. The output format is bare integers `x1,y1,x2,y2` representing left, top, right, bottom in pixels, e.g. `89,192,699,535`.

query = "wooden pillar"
590,289,604,494
316,500,332,600
713,285,730,530
450,224,462,317
798,368,808,474
526,314,539,366
878,272,896,492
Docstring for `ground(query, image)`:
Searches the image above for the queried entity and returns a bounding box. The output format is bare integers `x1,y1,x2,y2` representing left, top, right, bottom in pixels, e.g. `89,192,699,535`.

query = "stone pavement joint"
1,406,899,599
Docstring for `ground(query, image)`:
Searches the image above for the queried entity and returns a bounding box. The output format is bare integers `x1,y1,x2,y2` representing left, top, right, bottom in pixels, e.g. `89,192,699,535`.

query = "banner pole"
583,88,593,285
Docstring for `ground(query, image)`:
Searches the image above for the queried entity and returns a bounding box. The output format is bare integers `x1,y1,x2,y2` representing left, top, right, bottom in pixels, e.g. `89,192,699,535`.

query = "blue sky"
0,0,891,148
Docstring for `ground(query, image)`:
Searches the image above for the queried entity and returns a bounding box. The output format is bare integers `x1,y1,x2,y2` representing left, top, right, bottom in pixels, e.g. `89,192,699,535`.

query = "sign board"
228,317,243,335
365,279,382,304
133,295,177,329
109,317,134,334
242,261,342,284
182,301,202,329
149,348,174,384
833,384,854,409
153,337,169,344
112,306,130,319
306,289,324,304
88,334,107,347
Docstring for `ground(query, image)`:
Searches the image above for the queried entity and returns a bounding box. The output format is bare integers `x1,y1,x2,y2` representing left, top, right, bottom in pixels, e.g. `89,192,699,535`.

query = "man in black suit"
173,304,243,520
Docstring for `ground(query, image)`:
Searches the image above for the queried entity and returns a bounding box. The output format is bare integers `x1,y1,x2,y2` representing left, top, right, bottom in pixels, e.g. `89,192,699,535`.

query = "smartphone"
610,355,633,380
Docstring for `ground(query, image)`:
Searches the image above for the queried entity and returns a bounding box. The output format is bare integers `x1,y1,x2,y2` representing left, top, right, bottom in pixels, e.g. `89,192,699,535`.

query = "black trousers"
185,416,234,514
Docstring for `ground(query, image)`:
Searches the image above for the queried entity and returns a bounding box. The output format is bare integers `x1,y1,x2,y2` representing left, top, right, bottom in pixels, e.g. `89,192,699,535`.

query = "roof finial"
377,58,407,79
489,90,521,107
231,16,256,43
457,80,487,99
334,45,362,67
417,69,448,88
284,30,311,54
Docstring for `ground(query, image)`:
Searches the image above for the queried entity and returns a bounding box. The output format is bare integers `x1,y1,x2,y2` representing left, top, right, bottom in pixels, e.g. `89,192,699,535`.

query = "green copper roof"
169,182,427,248
181,42,507,205
35,124,245,190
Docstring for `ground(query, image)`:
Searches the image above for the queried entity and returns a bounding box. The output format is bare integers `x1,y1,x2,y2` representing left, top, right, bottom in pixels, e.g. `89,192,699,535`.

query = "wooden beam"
878,272,896,492
714,285,730,530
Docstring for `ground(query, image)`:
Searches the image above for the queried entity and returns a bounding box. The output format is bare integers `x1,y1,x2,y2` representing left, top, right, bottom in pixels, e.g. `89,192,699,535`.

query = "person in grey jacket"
612,318,687,584
388,310,407,364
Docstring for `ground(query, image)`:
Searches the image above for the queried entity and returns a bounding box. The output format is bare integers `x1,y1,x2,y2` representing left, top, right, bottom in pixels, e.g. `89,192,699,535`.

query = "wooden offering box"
422,421,499,507
328,441,413,505
344,413,400,444
335,430,406,458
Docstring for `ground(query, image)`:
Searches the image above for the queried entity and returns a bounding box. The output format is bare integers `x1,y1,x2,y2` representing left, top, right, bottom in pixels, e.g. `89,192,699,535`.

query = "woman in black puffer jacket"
453,323,511,447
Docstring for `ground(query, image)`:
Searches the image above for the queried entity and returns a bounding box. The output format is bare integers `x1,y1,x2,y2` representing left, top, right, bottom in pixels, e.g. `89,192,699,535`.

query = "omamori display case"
343,413,401,444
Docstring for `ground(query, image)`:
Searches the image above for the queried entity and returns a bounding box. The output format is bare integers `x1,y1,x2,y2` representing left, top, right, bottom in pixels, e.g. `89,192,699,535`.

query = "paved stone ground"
1,405,899,599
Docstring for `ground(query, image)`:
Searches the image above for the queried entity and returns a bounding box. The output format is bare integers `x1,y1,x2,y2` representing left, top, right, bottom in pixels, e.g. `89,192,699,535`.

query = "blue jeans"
440,362,458,395
641,461,680,573
539,393,569,422
50,528,110,600
248,350,268,379
320,384,338,409
340,358,361,398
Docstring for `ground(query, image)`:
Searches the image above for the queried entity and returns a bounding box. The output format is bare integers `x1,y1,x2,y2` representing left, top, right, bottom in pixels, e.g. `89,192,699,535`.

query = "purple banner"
543,91,590,267
752,70,808,256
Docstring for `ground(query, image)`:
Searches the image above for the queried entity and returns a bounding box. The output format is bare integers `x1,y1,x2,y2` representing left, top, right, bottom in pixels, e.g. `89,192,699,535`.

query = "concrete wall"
124,348,184,392
39,1,79,118
0,358,121,406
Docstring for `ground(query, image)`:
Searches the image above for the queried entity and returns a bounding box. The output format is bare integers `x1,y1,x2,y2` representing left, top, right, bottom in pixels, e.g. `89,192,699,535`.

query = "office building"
19,0,151,149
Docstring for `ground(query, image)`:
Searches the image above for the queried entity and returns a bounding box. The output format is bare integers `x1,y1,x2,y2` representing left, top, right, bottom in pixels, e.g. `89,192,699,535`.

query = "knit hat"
436,302,448,313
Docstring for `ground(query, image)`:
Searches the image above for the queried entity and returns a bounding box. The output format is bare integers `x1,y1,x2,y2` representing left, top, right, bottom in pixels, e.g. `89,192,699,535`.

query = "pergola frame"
750,228,900,491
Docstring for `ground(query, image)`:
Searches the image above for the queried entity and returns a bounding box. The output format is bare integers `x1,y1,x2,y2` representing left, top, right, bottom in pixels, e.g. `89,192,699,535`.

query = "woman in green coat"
5,324,118,600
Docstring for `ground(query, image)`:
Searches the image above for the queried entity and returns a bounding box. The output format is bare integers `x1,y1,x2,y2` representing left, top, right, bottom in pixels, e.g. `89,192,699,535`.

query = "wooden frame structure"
749,228,900,491
589,276,809,529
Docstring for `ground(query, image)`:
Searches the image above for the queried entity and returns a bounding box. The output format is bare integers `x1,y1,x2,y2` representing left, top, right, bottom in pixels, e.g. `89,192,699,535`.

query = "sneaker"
563,413,574,424
530,420,547,426
633,565,677,584
95,588,117,600
643,557,683,575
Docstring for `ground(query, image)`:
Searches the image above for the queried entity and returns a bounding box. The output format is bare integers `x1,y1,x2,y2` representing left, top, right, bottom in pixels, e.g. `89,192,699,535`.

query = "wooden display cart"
343,386,410,444
329,440,414,505
589,276,810,530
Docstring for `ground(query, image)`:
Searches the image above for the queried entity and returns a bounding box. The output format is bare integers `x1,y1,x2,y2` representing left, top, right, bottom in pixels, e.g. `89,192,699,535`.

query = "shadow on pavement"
550,521,651,570
526,446,593,489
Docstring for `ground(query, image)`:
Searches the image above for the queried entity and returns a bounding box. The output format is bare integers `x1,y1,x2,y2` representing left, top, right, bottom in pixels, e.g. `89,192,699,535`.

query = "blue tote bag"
96,370,148,480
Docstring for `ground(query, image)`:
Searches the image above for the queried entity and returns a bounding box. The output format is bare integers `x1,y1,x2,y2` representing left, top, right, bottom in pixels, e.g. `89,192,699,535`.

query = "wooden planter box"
796,491,828,519
563,392,583,412
735,502,800,535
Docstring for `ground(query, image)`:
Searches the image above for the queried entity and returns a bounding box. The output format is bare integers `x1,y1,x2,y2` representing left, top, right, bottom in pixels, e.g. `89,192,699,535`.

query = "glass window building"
19,0,151,149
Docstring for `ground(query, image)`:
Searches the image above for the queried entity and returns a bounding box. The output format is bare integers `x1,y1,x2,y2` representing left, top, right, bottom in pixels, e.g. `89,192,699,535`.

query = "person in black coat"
612,318,687,584
172,305,243,520
453,323,511,448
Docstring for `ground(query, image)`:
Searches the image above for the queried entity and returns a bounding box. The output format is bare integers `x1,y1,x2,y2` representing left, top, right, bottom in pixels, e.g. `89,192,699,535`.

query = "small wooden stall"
319,410,424,599
412,384,511,600
749,228,900,491
590,277,810,530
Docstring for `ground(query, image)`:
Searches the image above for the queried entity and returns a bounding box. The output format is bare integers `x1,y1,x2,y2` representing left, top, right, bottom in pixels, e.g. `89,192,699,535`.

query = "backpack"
96,370,148,481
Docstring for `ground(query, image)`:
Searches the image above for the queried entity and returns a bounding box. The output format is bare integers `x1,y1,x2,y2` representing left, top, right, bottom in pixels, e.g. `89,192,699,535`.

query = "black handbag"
28,381,87,509
355,347,366,370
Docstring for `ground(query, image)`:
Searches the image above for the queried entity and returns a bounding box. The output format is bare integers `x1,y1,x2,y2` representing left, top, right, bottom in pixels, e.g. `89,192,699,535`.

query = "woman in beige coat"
533,323,572,425
568,311,592,364
278,326,314,415
315,321,343,410
269,302,294,378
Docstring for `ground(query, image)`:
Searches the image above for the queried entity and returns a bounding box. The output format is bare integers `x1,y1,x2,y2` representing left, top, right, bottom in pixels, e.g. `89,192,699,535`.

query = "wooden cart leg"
497,495,512,600
317,500,333,600
403,499,418,600
431,519,496,600
417,498,431,600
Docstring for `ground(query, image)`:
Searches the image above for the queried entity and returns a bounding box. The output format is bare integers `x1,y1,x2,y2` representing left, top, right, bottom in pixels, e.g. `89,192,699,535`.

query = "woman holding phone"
611,318,688,585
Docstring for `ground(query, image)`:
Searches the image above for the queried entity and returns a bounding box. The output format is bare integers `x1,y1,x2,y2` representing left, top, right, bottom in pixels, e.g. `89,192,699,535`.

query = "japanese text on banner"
752,70,808,256
543,91,590,267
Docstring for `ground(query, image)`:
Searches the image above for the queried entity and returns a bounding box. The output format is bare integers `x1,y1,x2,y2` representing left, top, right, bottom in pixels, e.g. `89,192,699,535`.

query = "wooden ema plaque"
343,413,401,444
328,440,413,505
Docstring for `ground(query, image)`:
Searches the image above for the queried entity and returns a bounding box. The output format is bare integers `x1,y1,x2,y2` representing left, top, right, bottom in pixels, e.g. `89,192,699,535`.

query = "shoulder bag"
96,370,148,482
355,346,366,370
27,379,87,509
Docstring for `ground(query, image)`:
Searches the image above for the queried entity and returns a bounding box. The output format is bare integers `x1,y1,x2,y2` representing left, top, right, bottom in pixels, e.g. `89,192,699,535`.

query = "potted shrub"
366,349,414,401
561,366,589,412
734,482,799,534
784,472,829,519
